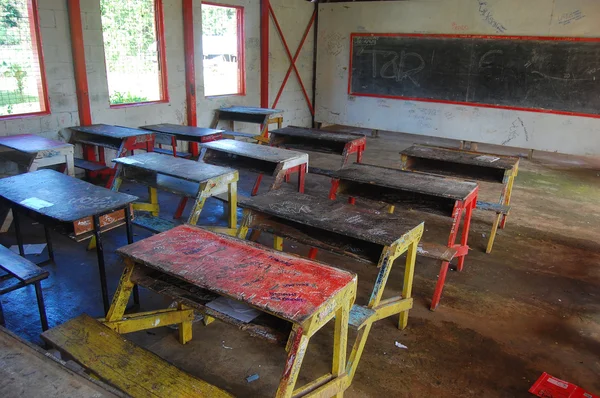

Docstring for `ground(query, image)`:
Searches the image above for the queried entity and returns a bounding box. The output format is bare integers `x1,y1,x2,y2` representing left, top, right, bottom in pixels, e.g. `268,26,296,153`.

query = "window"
0,0,49,119
201,3,245,97
100,0,168,107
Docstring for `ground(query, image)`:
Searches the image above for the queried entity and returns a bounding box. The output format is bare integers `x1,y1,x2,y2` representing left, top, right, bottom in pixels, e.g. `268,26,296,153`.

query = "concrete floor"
1,129,599,397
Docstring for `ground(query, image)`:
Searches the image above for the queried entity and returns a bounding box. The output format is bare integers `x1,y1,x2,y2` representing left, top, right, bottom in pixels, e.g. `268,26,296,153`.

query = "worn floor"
1,129,599,397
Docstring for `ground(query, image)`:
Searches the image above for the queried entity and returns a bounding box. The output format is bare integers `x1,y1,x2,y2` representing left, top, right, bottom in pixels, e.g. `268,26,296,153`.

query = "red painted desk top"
117,225,356,324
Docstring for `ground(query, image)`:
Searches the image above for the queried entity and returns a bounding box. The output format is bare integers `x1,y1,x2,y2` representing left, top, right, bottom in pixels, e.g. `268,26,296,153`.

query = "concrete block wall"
315,0,600,156
0,0,315,165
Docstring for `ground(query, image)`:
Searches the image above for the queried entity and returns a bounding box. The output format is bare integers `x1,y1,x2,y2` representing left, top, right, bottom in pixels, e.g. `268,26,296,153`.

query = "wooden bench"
330,163,478,310
401,144,520,253
74,158,110,172
238,190,457,315
42,314,232,398
112,152,239,236
101,225,357,397
0,244,49,331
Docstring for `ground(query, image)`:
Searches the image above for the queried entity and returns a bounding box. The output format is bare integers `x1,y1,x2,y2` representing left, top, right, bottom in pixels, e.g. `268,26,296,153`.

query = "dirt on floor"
1,128,599,397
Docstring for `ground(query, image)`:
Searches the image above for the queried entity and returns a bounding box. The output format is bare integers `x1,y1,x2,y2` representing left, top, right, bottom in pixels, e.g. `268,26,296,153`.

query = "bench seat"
42,314,233,398
74,158,110,172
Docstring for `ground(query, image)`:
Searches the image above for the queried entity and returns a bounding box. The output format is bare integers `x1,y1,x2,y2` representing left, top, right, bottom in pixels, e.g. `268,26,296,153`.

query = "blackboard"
349,34,600,117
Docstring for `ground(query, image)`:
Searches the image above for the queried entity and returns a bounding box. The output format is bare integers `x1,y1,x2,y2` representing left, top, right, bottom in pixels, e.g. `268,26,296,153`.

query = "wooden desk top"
402,145,519,170
0,134,72,154
113,153,237,184
240,190,422,248
117,225,356,324
218,106,282,116
271,126,366,144
70,124,152,139
0,170,137,222
332,163,478,202
200,139,308,166
0,327,121,397
140,124,224,140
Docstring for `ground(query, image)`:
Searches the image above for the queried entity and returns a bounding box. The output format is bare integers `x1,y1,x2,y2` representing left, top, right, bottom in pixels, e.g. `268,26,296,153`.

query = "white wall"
0,0,314,155
315,0,600,156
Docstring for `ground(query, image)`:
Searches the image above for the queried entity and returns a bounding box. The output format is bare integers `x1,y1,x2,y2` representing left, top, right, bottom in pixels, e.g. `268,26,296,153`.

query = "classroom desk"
105,225,357,397
112,152,238,234
69,124,155,186
400,144,520,252
270,126,366,172
140,123,224,158
0,326,122,397
199,138,309,195
211,106,283,143
0,169,138,314
329,163,479,308
237,189,423,383
0,134,75,232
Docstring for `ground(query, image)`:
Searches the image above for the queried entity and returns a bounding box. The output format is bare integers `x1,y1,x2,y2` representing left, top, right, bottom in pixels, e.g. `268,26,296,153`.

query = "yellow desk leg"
105,259,136,323
332,303,350,398
276,326,310,398
228,182,238,229
500,175,515,229
149,187,159,217
388,205,395,214
274,236,284,251
188,196,207,226
486,212,502,254
399,241,418,330
178,303,193,344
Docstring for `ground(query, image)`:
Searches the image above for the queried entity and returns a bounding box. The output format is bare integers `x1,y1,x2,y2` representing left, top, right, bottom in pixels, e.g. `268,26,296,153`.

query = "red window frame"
0,0,50,121
202,2,246,97
103,0,169,109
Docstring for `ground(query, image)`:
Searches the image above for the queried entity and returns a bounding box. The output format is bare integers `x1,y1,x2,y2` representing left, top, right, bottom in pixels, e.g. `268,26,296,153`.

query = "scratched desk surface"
240,189,422,248
117,225,355,324
0,134,72,154
69,124,151,139
0,170,137,222
402,145,518,170
271,126,366,144
113,152,236,183
332,163,478,201
140,124,224,140
200,139,308,164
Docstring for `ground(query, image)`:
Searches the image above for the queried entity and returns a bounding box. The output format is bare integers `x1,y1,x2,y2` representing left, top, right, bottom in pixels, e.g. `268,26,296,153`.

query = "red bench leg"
308,248,318,259
430,261,450,311
174,198,188,219
298,164,306,193
252,174,264,196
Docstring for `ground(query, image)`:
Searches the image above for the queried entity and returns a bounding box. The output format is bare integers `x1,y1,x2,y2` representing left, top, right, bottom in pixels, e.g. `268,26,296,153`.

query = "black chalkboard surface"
349,34,600,117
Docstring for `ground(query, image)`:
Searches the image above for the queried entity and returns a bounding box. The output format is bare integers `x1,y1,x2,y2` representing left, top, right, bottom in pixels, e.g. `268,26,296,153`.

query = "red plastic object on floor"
529,373,598,398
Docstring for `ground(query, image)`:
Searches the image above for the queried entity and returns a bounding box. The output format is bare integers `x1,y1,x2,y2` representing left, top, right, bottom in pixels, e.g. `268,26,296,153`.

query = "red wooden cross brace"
269,6,316,115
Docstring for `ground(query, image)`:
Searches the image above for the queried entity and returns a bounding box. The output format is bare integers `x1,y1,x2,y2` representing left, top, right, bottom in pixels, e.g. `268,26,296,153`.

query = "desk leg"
357,147,364,163
228,182,238,229
456,201,475,271
0,300,4,326
174,197,188,219
93,215,110,315
399,241,417,330
431,261,450,311
332,302,350,398
252,174,264,196
500,175,515,229
34,281,49,331
277,325,309,397
125,207,140,306
12,208,24,257
298,164,306,193
44,226,54,262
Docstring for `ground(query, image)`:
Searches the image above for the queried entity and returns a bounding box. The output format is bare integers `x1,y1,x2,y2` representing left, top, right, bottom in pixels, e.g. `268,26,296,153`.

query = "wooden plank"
152,147,192,158
69,124,151,139
402,145,519,171
117,225,356,324
0,134,72,154
240,189,420,247
200,139,308,167
0,327,122,397
74,158,110,172
140,124,224,142
0,244,48,283
476,201,511,214
42,315,232,398
332,163,478,201
217,106,283,124
0,170,137,223
114,152,237,184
